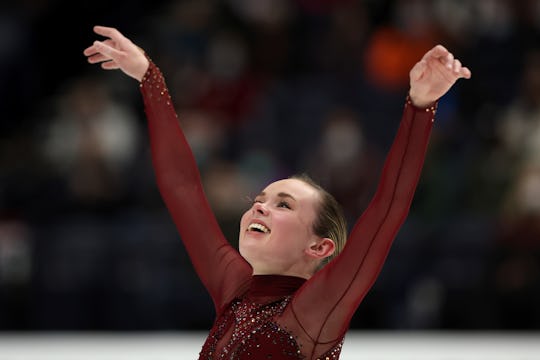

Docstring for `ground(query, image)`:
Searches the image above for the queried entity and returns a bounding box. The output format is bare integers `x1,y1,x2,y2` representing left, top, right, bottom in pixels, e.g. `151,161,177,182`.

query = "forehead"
261,179,320,201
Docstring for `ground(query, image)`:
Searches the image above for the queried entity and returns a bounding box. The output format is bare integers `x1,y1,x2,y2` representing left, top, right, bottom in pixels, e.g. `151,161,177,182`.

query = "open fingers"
83,38,119,57
93,25,124,41
83,44,99,57
86,52,110,64
90,40,123,61
101,61,120,70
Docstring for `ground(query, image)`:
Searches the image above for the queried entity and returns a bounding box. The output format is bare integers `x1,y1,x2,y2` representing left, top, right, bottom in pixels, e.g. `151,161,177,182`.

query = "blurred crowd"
1,0,540,331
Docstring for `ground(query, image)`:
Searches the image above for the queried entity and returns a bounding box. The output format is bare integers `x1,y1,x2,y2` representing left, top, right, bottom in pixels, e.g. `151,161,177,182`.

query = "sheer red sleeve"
139,60,252,313
290,98,436,345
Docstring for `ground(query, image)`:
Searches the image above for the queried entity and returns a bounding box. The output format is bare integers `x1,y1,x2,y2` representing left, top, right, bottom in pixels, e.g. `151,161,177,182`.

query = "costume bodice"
198,275,344,360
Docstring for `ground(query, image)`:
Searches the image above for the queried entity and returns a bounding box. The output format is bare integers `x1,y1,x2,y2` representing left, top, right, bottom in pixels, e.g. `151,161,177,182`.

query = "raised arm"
291,45,471,344
83,26,252,312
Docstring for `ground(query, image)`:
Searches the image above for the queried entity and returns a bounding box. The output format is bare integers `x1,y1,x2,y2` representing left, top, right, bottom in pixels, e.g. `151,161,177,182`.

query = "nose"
252,201,268,215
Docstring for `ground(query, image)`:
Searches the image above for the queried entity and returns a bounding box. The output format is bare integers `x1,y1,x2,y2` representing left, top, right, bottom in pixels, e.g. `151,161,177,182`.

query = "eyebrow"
256,191,296,201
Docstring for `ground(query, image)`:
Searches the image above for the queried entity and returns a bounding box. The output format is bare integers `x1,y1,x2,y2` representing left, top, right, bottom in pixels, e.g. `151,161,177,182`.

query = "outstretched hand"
83,26,149,82
409,45,471,108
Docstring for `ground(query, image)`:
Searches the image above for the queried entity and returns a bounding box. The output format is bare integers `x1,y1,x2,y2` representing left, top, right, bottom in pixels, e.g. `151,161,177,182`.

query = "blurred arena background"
0,0,539,357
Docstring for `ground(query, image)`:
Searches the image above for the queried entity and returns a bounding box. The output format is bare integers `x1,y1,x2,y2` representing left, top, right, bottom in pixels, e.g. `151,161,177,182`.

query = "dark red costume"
140,60,436,359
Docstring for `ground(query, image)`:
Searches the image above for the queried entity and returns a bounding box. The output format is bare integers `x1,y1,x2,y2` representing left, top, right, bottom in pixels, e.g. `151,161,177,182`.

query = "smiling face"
239,178,332,278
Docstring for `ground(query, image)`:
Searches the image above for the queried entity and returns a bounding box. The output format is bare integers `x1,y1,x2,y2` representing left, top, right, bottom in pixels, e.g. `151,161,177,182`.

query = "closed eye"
277,201,291,209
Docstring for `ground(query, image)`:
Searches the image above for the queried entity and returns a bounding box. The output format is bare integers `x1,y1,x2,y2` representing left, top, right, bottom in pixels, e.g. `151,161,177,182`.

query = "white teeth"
248,223,270,233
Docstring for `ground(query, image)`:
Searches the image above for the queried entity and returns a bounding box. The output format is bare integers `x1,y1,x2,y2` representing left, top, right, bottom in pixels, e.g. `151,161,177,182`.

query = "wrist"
135,47,150,82
407,91,437,109
406,94,438,115
136,58,150,82
137,53,151,83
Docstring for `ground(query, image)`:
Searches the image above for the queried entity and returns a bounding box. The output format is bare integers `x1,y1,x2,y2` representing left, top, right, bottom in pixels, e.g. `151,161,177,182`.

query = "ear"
305,237,335,260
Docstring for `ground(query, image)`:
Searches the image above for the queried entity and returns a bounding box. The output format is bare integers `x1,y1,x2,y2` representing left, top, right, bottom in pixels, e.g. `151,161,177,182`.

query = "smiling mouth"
247,223,270,234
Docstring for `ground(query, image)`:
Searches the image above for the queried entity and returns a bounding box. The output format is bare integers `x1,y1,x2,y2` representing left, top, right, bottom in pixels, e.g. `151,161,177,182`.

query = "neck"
248,274,307,297
252,269,311,280
247,256,319,279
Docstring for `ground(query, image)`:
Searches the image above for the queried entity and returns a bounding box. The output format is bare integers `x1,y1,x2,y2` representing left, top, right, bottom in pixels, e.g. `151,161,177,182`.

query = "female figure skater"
84,26,471,360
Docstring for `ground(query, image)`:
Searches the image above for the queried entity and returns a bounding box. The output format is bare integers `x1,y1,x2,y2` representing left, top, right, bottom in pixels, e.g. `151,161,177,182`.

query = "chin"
239,242,260,262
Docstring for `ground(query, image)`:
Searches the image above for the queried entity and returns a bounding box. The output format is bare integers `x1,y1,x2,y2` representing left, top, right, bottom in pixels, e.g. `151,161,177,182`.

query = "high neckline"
248,274,307,297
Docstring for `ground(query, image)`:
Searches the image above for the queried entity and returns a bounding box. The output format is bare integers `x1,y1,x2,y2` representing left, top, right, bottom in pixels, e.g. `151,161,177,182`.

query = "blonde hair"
289,173,348,269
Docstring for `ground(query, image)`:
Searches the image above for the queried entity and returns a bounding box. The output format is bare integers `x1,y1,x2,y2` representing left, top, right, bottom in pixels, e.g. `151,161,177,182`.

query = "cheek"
289,210,314,234
239,210,250,229
276,214,311,241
